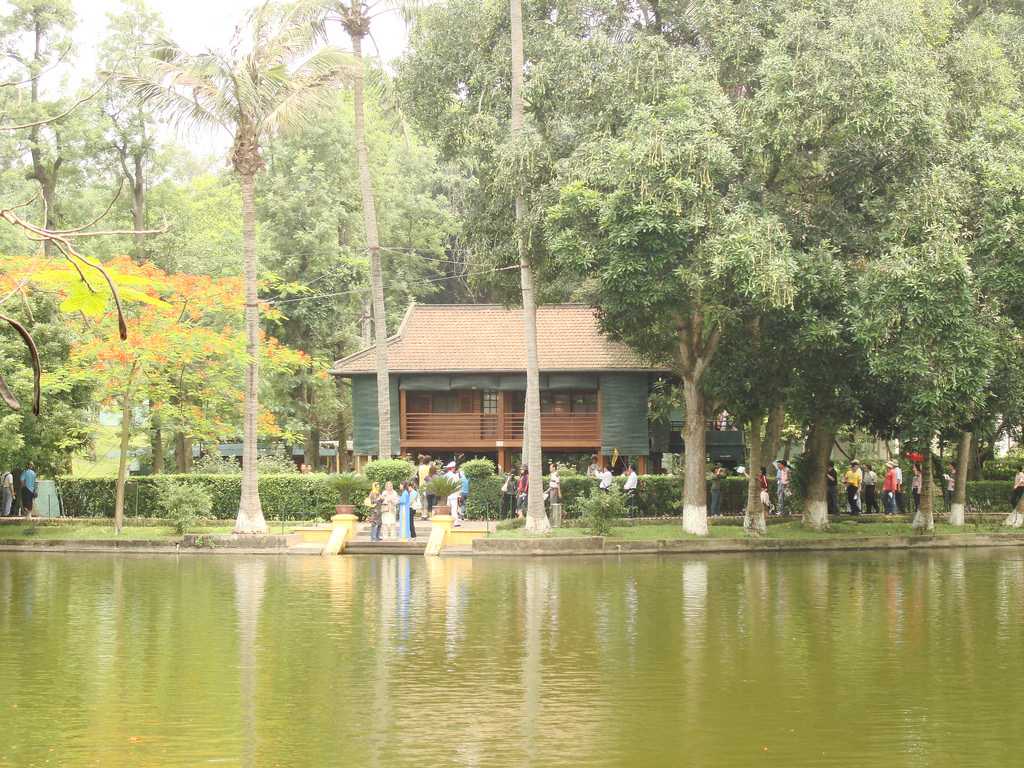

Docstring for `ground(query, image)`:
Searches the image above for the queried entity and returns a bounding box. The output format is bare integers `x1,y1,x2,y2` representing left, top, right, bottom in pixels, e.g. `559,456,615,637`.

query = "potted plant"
329,472,371,517
426,476,461,516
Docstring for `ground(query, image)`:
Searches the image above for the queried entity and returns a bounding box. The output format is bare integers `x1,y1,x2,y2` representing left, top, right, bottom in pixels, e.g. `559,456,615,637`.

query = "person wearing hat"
444,461,462,524
775,460,789,516
843,460,863,515
882,461,899,514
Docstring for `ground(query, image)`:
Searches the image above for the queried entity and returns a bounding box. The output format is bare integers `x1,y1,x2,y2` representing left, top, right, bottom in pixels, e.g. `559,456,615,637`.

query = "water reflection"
1,550,1024,766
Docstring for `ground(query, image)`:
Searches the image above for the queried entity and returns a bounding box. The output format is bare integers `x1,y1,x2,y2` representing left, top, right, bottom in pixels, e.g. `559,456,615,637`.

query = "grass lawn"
0,522,309,541
491,520,1016,541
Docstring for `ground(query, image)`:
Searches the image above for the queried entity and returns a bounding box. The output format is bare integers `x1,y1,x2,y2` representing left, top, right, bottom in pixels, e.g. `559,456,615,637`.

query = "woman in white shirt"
547,464,561,506
1012,467,1024,511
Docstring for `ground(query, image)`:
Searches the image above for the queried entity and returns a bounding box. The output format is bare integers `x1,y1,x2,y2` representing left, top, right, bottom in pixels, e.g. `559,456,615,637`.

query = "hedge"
982,458,1023,481
56,472,1014,521
364,459,415,488
962,480,1016,512
57,474,340,520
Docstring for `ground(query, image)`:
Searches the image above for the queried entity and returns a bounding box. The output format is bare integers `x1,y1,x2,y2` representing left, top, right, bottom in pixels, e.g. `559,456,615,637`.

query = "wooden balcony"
405,413,499,442
502,413,600,442
401,411,600,448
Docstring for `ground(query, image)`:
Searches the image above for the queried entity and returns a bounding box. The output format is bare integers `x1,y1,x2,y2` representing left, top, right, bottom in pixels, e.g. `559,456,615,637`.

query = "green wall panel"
600,373,650,456
351,374,400,456
399,374,452,391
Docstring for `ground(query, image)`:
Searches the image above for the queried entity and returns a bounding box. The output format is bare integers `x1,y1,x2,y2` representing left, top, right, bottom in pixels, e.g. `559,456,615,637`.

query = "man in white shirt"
598,466,613,492
623,465,638,511
444,461,461,523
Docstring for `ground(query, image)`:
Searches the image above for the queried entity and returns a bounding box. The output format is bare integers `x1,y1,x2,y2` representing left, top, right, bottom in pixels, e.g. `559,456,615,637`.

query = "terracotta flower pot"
432,504,451,517
335,504,355,516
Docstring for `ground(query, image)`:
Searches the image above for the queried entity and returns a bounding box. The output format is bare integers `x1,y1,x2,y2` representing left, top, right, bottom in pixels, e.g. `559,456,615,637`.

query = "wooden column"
498,447,507,473
399,389,407,443
497,390,506,441
637,456,648,475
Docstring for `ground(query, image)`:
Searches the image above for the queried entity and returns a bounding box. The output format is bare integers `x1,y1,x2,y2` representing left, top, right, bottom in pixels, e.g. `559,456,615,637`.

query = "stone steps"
346,540,427,555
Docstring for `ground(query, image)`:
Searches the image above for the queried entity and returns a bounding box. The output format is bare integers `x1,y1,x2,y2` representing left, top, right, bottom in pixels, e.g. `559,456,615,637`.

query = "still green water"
0,549,1022,767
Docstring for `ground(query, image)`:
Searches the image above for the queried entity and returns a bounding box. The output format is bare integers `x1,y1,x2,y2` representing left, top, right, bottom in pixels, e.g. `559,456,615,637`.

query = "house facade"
331,304,678,472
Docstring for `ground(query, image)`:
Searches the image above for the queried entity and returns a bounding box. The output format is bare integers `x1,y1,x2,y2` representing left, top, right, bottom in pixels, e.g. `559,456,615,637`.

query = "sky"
68,0,412,154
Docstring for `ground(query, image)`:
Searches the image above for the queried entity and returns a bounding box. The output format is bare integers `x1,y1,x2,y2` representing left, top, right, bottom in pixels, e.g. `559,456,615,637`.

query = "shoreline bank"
1,531,1024,557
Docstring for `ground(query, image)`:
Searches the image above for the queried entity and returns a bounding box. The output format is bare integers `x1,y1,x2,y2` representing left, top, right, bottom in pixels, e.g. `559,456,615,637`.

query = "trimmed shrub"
464,475,503,519
57,474,338,520
364,459,415,488
159,480,213,533
329,472,372,506
577,489,626,535
460,458,496,481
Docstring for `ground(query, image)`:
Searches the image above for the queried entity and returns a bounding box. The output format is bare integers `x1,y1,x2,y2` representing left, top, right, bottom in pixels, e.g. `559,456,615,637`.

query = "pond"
1,549,1022,767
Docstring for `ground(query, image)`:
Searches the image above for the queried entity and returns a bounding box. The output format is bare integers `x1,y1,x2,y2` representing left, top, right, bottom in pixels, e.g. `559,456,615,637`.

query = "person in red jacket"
516,467,529,518
882,461,899,515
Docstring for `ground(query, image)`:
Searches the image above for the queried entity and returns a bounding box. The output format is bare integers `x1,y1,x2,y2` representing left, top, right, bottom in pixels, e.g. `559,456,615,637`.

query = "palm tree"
322,1,394,458
119,2,345,533
510,0,549,532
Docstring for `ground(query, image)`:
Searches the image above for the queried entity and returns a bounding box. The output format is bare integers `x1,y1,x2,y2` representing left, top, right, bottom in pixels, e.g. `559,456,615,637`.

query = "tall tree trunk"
132,151,146,261
27,19,59,257
763,404,785,465
744,415,767,536
350,32,392,460
114,364,137,535
510,0,549,533
803,419,834,530
949,431,971,526
913,450,935,533
174,431,193,473
235,172,266,534
151,414,163,474
681,376,709,535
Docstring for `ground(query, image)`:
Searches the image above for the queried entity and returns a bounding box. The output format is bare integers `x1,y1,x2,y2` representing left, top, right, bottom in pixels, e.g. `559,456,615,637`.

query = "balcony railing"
405,413,498,441
403,412,600,444
501,412,600,442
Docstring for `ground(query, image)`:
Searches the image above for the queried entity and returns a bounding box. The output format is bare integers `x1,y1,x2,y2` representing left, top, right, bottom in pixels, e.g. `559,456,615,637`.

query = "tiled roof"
331,304,665,375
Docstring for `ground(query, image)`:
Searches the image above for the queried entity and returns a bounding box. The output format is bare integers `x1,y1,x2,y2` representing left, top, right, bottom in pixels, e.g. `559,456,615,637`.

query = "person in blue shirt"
458,469,470,527
20,463,37,517
398,482,412,540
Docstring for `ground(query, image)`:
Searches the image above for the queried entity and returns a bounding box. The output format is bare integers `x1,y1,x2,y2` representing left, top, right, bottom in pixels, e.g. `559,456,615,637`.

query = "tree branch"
0,75,112,132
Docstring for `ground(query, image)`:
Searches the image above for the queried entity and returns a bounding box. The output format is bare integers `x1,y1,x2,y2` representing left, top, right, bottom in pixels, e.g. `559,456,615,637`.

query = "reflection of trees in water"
233,558,266,768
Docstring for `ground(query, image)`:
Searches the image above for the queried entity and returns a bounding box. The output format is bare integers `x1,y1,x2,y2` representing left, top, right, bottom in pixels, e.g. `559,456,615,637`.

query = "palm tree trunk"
510,0,548,532
235,171,266,534
351,32,392,460
950,431,971,526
